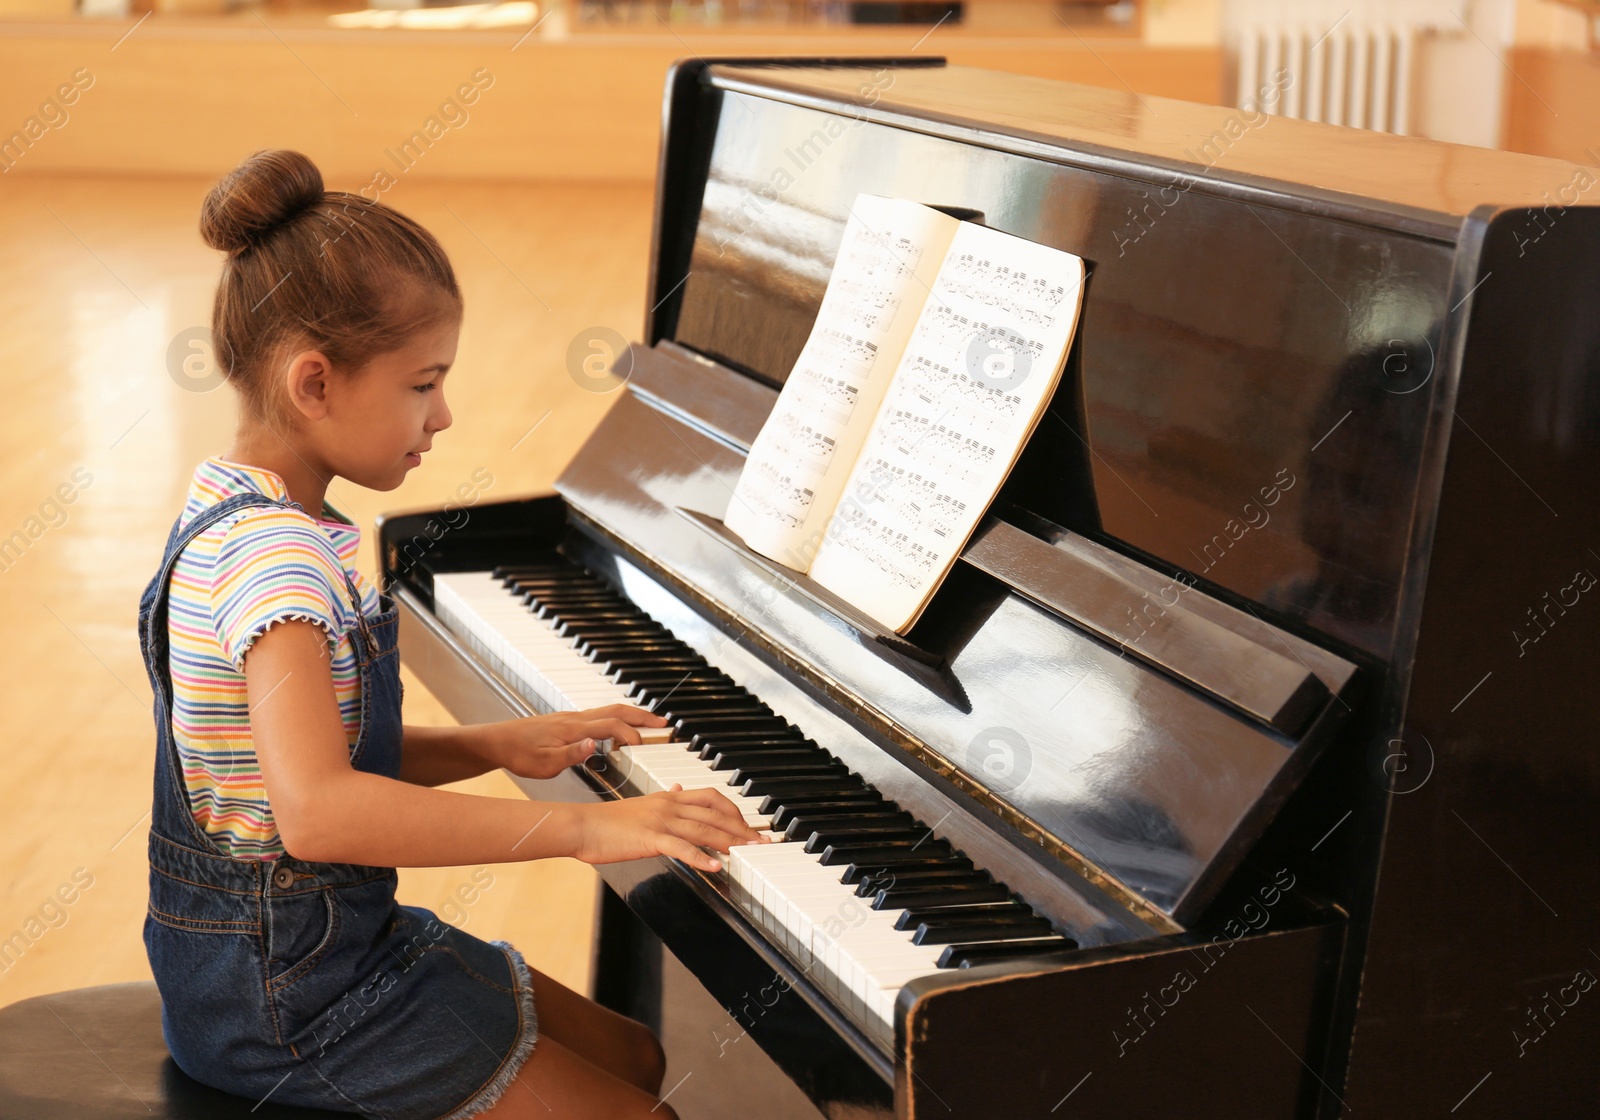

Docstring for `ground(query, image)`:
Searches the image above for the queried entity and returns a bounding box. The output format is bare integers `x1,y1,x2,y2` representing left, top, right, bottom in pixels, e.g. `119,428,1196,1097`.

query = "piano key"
842,856,974,884
675,715,794,737
437,565,1073,1047
702,740,826,763
691,731,810,752
741,774,868,799
894,903,1036,929
935,937,1080,969
767,794,889,827
912,916,1055,945
819,839,954,866
802,829,926,853
873,882,1013,908
854,868,992,898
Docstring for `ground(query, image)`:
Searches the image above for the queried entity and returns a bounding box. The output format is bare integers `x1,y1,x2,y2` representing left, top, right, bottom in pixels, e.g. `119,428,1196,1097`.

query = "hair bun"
200,149,324,256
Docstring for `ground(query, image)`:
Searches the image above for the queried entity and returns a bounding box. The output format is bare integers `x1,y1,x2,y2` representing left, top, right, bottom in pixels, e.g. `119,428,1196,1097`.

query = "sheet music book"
723,193,1087,634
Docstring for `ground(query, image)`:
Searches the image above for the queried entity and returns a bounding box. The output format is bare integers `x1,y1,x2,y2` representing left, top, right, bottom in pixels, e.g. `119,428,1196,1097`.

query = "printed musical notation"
724,195,961,565
808,218,1086,629
731,457,814,530
726,193,1086,633
940,252,1075,328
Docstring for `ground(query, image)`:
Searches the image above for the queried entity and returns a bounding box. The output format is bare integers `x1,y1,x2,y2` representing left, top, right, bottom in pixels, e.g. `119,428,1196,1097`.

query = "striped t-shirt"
165,457,380,859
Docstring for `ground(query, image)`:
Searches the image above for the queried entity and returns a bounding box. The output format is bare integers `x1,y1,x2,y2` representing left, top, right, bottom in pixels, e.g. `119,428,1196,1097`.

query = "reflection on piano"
379,60,1600,1119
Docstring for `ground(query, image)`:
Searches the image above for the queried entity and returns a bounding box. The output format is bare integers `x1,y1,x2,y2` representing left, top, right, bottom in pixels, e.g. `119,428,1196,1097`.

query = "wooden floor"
0,174,659,1008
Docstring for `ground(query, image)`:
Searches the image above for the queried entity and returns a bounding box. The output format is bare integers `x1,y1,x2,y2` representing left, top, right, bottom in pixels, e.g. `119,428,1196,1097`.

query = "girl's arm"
245,619,763,870
399,708,663,789
396,724,499,787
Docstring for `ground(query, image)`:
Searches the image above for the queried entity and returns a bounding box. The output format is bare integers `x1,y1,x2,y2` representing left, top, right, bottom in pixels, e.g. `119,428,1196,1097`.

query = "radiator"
1235,22,1419,135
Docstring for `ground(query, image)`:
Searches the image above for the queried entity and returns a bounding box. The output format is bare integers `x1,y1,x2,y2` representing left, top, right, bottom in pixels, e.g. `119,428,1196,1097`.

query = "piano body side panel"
898,917,1345,1120
1343,208,1600,1115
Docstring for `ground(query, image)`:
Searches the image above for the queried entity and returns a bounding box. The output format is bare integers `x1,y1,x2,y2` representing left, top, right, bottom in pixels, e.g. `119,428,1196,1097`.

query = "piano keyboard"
432,561,1077,1048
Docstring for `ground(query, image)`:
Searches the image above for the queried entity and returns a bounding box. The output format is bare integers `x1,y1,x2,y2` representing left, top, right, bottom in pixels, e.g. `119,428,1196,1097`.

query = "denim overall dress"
136,491,538,1120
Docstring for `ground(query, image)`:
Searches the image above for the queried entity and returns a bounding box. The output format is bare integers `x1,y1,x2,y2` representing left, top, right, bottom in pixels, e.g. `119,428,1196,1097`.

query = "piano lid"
563,58,1554,924
707,62,1596,225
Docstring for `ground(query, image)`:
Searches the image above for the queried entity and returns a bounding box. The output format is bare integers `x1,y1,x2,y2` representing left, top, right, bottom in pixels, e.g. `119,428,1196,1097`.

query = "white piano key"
434,570,951,1045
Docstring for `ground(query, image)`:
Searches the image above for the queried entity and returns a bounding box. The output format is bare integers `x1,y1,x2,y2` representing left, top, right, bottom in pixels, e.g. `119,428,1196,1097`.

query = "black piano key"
570,628,684,643
528,595,620,611
602,655,708,673
769,801,893,830
935,938,1079,969
585,642,698,659
491,564,569,579
523,592,624,606
734,767,851,791
655,705,766,725
547,610,634,625
533,603,629,618
633,688,739,704
568,629,671,643
551,609,652,622
690,731,808,753
892,902,1032,930
582,642,694,658
581,641,693,661
504,578,602,591
840,856,973,883
819,839,954,866
761,792,885,820
675,716,793,738
619,671,729,689
872,881,1013,909
645,689,753,707
741,774,866,799
591,642,699,658
710,749,829,772
702,738,821,761
656,700,774,716
660,703,776,722
912,916,1055,945
803,828,925,854
781,811,917,836
853,868,990,898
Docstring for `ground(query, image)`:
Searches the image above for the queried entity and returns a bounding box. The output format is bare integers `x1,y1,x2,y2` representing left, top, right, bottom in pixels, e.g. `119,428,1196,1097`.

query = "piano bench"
0,982,352,1119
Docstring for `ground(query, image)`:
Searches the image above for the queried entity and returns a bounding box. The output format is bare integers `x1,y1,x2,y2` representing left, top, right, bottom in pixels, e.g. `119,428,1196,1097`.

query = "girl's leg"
472,1034,679,1120
523,964,668,1095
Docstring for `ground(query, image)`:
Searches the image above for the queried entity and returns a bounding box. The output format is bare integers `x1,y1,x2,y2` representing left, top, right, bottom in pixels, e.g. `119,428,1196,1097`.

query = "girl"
136,149,766,1120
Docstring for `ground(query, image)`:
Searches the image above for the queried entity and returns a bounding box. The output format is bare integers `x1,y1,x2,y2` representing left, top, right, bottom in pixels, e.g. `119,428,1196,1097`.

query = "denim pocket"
266,885,338,990
148,864,258,936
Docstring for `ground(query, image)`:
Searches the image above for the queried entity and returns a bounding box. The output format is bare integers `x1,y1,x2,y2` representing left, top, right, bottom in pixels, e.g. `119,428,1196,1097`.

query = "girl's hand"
482,705,669,781
570,786,770,872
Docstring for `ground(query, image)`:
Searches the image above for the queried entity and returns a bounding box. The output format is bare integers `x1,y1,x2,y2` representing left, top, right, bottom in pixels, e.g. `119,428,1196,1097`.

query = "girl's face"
315,317,459,491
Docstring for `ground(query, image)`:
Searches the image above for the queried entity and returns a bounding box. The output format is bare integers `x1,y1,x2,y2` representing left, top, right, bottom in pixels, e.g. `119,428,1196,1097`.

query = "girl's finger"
660,835,720,872
670,786,750,823
680,818,753,854
607,703,668,727
597,718,643,747
672,803,767,843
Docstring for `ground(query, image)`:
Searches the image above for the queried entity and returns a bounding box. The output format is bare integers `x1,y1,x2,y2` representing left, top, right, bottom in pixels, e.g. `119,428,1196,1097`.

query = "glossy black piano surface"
378,60,1600,1119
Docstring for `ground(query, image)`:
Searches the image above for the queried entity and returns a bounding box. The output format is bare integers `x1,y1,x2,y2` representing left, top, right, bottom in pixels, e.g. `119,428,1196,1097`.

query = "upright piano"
377,60,1600,1118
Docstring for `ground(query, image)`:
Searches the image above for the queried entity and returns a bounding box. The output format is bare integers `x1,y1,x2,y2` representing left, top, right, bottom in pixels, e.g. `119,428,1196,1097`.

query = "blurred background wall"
1,0,1595,183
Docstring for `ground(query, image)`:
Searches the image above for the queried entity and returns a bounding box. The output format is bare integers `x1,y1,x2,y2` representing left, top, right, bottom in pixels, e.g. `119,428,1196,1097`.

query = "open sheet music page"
722,195,960,571
807,222,1088,633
